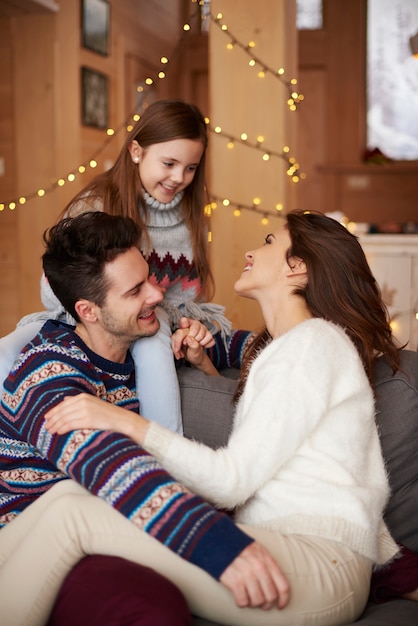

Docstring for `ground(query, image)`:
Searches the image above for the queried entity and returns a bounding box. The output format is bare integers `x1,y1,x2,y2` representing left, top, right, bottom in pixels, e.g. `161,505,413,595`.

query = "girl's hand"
172,317,215,360
172,329,220,377
44,393,149,444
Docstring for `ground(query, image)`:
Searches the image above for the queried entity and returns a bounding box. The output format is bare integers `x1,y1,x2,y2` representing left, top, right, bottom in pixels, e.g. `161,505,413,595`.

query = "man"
0,212,288,625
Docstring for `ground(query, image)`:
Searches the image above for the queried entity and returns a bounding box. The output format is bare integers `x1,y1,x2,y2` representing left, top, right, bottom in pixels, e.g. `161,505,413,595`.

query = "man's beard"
101,307,160,345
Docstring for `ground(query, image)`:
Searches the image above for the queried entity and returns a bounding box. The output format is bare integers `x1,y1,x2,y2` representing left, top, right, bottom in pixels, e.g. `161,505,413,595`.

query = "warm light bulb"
106,128,115,136
253,197,261,206
89,160,98,168
233,209,241,217
240,133,248,141
18,196,26,204
37,189,45,197
222,199,230,206
58,179,65,187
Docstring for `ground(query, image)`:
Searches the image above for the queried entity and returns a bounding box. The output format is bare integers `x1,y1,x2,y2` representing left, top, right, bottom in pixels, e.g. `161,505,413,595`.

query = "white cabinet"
359,235,418,351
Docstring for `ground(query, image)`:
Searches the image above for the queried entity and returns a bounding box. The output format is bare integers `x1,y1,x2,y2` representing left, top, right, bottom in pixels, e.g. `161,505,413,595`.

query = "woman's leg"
0,321,44,390
47,555,192,626
131,306,183,433
0,480,371,626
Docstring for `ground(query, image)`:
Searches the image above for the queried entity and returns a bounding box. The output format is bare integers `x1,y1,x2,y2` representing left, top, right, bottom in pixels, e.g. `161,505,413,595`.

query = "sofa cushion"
178,366,238,449
373,350,418,551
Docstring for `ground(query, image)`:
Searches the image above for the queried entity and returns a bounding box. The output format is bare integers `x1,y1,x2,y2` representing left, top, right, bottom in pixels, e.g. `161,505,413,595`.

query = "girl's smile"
129,138,204,204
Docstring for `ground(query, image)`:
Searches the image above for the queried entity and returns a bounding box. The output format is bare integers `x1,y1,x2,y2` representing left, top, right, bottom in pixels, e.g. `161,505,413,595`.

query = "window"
367,0,418,160
296,0,323,30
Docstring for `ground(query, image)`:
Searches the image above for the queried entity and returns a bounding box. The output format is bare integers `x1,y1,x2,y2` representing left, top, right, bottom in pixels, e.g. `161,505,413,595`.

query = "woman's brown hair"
61,99,214,299
235,210,400,401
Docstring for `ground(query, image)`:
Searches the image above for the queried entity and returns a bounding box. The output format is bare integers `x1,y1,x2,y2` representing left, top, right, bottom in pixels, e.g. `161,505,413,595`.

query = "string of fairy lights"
0,0,304,222
209,10,304,111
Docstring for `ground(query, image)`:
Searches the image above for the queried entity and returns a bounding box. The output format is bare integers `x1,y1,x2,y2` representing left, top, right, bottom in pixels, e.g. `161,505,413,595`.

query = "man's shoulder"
15,320,85,372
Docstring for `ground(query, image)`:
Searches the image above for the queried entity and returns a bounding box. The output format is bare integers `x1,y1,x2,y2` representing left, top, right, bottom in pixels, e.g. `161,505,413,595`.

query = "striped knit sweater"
0,320,252,579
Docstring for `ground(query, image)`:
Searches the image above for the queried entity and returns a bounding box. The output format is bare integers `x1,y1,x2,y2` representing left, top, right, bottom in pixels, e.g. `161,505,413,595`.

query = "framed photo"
81,0,110,56
81,67,108,129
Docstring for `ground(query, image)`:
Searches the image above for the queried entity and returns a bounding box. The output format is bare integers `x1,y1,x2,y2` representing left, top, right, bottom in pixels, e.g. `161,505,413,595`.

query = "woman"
46,210,400,625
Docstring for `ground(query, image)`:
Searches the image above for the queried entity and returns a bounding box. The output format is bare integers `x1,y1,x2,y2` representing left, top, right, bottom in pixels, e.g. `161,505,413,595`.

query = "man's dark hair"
42,212,141,322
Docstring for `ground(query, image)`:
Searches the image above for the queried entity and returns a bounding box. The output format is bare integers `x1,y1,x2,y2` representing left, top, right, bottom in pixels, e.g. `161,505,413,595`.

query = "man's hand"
220,542,290,611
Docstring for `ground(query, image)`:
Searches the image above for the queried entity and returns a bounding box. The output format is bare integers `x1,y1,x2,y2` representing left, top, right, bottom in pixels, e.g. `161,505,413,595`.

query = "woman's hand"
172,318,219,376
44,393,149,444
220,542,290,610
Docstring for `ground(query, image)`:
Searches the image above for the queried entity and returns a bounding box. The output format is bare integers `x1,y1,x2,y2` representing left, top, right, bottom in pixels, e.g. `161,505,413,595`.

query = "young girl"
46,210,402,625
0,99,252,432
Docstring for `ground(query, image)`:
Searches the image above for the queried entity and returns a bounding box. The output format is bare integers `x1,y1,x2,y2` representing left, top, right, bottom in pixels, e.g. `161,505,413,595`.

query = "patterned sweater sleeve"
207,329,255,370
0,341,252,579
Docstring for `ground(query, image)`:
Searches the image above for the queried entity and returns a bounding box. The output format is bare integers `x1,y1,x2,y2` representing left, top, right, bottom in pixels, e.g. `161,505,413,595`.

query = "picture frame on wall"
81,0,110,56
81,67,108,129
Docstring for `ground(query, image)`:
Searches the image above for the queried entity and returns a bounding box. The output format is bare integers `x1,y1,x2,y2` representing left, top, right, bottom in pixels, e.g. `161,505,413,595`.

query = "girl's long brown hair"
235,210,400,401
61,99,214,300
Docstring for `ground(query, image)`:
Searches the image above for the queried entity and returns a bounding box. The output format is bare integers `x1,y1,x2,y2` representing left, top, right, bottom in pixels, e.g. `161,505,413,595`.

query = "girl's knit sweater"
0,320,252,579
30,193,234,340
144,318,399,566
19,192,253,368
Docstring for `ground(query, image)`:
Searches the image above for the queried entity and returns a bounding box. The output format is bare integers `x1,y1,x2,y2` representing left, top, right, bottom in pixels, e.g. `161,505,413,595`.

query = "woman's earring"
133,157,139,163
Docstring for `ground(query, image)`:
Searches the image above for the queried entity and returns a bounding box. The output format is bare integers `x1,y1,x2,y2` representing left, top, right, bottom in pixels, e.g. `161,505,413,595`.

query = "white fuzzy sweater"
145,318,398,565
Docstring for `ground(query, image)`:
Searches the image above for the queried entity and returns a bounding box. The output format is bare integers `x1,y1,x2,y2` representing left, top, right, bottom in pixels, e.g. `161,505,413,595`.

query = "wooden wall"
0,0,184,335
0,0,417,337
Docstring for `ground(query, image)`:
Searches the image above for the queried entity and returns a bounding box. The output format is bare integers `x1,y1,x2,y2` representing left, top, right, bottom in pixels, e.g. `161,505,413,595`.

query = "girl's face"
129,138,204,204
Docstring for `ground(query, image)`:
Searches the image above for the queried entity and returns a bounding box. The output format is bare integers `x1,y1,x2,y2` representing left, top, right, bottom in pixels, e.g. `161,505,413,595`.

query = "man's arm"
0,339,289,608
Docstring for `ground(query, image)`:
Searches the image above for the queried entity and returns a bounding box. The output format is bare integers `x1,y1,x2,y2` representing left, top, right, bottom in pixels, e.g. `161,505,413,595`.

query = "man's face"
98,246,163,345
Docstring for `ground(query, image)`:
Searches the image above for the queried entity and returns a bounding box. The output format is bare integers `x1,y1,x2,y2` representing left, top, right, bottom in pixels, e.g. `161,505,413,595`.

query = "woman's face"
234,225,295,301
129,138,204,204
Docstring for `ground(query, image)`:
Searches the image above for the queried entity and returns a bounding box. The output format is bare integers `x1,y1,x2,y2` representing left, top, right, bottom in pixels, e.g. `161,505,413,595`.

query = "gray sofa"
178,349,418,626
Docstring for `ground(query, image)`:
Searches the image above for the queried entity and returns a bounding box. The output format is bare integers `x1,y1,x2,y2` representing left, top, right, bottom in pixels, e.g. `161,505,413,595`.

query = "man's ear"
74,299,99,324
128,140,142,163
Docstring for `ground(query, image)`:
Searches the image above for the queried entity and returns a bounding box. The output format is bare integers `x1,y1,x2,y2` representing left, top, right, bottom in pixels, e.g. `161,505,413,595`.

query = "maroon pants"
47,555,192,626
